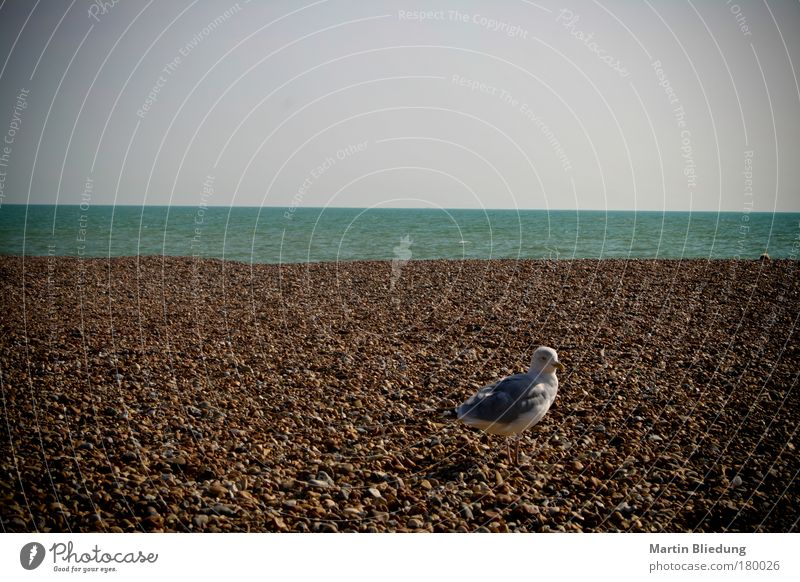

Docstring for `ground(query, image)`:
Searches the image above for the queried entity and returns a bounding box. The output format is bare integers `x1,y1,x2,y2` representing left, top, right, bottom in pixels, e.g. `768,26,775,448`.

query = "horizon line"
4,203,800,214
5,204,800,214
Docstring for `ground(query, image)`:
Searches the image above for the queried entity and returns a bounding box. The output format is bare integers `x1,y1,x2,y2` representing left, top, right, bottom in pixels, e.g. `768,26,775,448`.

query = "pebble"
460,504,474,520
2,256,796,534
208,482,227,497
120,451,138,463
615,501,635,515
210,504,237,517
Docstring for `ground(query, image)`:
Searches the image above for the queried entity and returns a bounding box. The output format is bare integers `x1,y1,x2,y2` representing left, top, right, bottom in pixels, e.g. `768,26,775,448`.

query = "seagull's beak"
554,361,565,372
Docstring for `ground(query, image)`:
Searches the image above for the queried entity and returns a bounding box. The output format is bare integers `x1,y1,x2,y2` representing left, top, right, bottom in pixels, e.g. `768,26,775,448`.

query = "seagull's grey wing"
458,374,549,425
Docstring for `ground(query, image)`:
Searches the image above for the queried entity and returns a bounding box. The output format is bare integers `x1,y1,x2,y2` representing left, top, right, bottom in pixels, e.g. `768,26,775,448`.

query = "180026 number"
744,560,780,571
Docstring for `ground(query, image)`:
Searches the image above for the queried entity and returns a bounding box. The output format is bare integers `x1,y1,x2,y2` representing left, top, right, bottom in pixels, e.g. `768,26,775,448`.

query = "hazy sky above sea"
0,0,798,211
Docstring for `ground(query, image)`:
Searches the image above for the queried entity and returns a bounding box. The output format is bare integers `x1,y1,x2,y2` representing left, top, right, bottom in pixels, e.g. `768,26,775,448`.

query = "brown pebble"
2,256,797,534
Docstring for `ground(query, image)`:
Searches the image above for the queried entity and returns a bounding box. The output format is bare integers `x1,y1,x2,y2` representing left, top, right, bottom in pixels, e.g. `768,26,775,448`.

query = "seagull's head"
529,346,564,375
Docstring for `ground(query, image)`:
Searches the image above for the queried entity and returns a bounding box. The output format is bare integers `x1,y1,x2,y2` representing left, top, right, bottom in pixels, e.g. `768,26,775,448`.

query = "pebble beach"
1,255,797,533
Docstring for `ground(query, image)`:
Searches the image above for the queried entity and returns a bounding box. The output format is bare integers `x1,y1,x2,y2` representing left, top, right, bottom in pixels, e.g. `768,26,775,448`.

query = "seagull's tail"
455,401,478,423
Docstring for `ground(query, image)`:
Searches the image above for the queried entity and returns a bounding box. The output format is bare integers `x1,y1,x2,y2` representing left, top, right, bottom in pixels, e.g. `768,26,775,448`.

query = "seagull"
456,346,564,465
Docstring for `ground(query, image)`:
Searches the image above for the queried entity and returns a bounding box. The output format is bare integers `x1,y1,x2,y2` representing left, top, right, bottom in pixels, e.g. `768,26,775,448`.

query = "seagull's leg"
513,434,521,466
505,437,513,465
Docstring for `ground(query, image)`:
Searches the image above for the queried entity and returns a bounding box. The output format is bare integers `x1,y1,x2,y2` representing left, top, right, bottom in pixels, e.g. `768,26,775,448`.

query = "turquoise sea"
0,205,797,263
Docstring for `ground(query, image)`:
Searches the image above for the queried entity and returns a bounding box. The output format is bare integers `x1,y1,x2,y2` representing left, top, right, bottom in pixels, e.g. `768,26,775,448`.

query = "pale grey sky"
0,0,798,211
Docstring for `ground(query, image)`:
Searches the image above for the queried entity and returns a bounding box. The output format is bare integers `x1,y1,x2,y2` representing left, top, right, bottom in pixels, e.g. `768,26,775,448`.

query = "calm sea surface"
1,205,797,263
